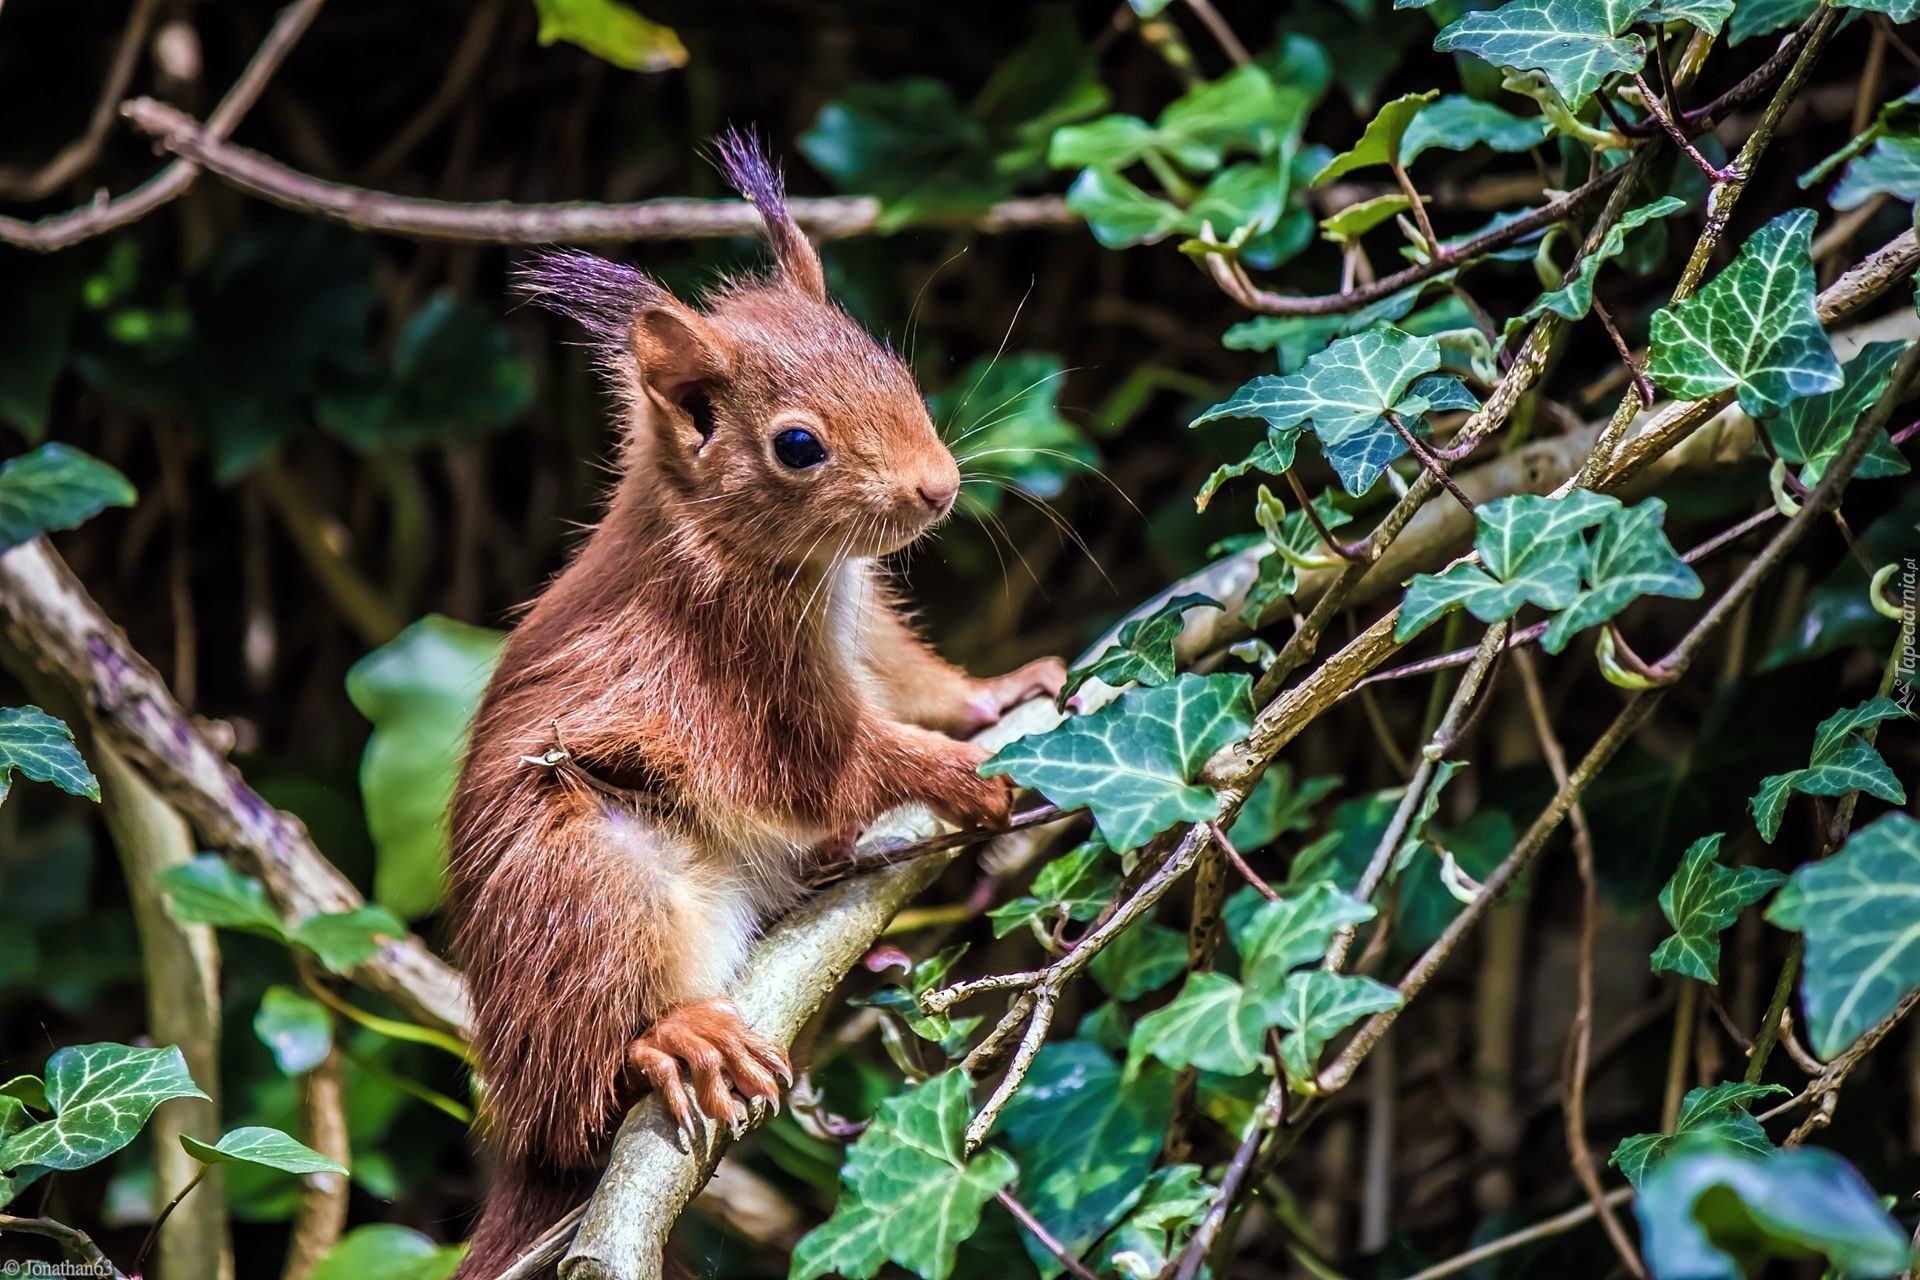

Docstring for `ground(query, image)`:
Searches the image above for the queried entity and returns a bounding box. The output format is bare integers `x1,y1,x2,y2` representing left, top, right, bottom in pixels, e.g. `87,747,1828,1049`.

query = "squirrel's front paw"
928,744,1015,831
951,657,1070,733
626,998,792,1139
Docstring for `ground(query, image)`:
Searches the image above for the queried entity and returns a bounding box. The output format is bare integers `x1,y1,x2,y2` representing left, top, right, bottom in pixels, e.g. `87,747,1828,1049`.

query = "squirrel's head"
517,131,959,574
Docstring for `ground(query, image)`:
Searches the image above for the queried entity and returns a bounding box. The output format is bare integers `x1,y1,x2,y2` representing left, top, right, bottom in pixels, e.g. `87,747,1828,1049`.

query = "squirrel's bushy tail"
453,1155,595,1280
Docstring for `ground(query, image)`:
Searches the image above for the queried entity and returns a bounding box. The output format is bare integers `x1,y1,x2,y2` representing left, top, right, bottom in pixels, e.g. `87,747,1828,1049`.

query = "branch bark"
116,98,1077,246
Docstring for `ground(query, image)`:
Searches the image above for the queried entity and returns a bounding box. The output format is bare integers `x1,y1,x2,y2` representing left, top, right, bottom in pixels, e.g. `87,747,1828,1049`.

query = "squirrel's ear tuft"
513,249,656,345
714,127,828,305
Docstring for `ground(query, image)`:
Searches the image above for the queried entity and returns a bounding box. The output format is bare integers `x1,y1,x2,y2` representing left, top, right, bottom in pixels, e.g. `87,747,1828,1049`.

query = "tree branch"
115,98,1077,246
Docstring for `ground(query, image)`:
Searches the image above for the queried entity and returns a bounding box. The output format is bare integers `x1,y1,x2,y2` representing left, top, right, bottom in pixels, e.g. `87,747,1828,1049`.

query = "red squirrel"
446,133,1065,1277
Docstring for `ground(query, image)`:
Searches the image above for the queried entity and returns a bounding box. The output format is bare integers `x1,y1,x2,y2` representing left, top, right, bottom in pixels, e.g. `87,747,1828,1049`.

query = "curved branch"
0,0,161,201
115,98,1077,246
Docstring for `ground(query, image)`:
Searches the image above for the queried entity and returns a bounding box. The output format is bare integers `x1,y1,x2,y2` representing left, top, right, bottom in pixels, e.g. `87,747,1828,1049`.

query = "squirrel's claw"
626,998,793,1143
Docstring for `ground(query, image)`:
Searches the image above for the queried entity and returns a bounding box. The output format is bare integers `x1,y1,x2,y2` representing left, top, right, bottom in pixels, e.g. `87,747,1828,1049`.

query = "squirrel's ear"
715,128,828,305
633,296,730,411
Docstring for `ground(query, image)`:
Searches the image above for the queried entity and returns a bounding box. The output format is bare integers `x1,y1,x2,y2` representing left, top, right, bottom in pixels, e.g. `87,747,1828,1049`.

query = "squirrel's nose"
916,479,958,513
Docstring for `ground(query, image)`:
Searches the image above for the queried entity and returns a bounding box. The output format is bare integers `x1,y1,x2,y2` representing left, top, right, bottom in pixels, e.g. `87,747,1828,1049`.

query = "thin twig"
1208,821,1278,901
997,1189,1102,1280
1630,72,1735,181
1394,1188,1635,1280
1171,1077,1284,1280
0,0,161,200
0,0,328,252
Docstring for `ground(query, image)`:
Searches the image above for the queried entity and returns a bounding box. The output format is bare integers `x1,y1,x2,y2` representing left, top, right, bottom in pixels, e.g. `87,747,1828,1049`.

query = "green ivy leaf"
183,1125,346,1176
292,904,410,975
984,672,1253,853
1397,491,1620,639
1318,193,1413,243
0,443,136,554
1129,971,1273,1075
1434,0,1645,108
1400,95,1552,165
319,295,534,452
347,615,503,919
1831,132,1920,210
1628,0,1734,33
1229,763,1341,852
1760,340,1912,488
1193,327,1441,496
1091,1165,1214,1279
1505,196,1687,337
1089,922,1189,1001
1634,1143,1912,1280
793,1070,1019,1280
0,1093,39,1208
1272,970,1402,1091
1311,90,1440,184
311,1225,464,1280
1647,209,1843,417
1001,1043,1173,1277
1063,594,1219,702
1540,497,1702,653
988,840,1119,939
1750,698,1909,843
254,986,333,1076
1240,488,1355,627
1648,834,1786,983
160,855,288,940
1610,1081,1791,1188
0,1043,208,1173
530,0,686,70
1834,0,1920,20
1236,883,1377,985
1768,812,1920,1059
1194,431,1296,512
1065,168,1187,248
1728,0,1819,43
0,706,99,806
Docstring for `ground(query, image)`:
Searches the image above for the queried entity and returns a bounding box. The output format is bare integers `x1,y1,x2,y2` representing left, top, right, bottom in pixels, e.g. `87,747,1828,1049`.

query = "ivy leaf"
310,1225,464,1280
1626,0,1734,32
1768,812,1920,1059
1128,972,1273,1075
0,1043,208,1173
1229,764,1340,852
0,706,99,805
254,986,333,1076
1089,922,1189,1001
1194,431,1296,512
1065,168,1187,248
1540,497,1702,654
1063,594,1221,702
1235,883,1377,985
1728,0,1818,43
0,444,137,554
1397,491,1620,639
1635,1143,1912,1280
1831,131,1920,210
1434,0,1646,108
348,615,503,919
794,1070,1019,1280
1835,0,1920,19
319,294,534,452
1319,193,1413,243
1192,327,1441,497
1001,1043,1173,1277
1610,1081,1792,1188
1310,90,1440,184
1647,209,1843,417
984,673,1253,853
1092,1165,1214,1279
1240,488,1354,627
0,1093,38,1208
1649,834,1786,983
292,905,410,975
1400,95,1552,165
1760,340,1912,488
988,840,1119,939
160,855,288,940
529,0,686,71
1272,970,1402,1091
1505,196,1687,336
1750,698,1909,843
182,1125,346,1177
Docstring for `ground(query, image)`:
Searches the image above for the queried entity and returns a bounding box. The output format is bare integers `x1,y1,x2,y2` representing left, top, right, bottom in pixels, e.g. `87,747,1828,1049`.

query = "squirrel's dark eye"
772,427,828,470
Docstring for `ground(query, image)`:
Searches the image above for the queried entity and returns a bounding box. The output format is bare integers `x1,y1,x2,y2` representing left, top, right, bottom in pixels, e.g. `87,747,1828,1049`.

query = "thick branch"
117,98,1076,246
0,537,469,1033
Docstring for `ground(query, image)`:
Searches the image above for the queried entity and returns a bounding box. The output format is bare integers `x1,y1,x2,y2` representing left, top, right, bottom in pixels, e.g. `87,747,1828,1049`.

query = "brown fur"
447,134,1063,1278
